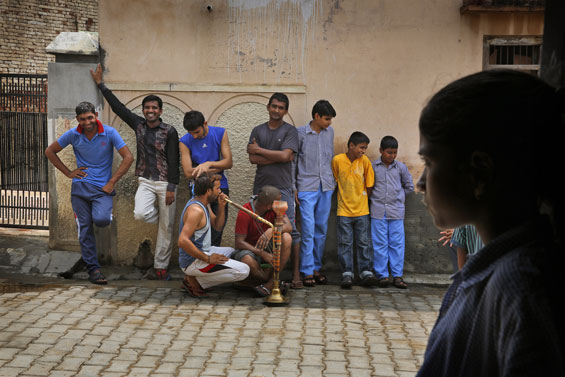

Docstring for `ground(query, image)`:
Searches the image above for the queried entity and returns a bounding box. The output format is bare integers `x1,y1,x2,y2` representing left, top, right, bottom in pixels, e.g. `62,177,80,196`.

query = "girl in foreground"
416,69,564,376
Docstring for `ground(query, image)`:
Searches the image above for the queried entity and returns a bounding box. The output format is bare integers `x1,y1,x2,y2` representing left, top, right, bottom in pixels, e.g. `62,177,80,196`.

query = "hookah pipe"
224,197,288,305
267,200,288,305
224,197,274,228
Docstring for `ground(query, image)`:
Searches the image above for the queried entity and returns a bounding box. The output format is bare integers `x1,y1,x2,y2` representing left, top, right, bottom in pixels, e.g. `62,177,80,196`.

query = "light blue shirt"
369,158,414,220
57,122,126,188
294,123,335,192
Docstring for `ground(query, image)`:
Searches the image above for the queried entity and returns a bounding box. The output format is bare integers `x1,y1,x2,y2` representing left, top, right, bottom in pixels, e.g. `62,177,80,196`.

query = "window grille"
483,37,542,75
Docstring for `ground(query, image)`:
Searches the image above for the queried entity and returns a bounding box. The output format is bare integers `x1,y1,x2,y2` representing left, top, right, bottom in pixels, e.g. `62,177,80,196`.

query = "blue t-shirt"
57,121,127,188
179,126,228,189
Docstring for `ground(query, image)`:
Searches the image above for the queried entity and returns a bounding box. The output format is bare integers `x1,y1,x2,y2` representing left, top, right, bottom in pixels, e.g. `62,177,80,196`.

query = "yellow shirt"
331,153,375,217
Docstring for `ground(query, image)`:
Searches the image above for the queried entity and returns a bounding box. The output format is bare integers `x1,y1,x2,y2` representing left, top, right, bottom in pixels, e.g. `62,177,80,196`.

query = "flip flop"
290,280,304,289
253,284,271,298
303,275,316,287
181,279,209,298
88,270,107,285
314,273,328,285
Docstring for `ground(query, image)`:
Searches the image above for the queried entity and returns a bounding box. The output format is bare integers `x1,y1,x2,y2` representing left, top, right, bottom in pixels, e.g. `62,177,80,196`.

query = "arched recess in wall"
211,94,295,246
108,92,191,132
208,93,296,126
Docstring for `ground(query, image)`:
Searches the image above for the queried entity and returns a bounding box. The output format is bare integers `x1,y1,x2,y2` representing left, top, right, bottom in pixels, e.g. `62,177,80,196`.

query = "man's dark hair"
380,136,398,150
193,173,221,196
142,94,163,110
75,101,96,116
268,92,289,111
348,131,370,147
183,110,206,132
312,100,336,119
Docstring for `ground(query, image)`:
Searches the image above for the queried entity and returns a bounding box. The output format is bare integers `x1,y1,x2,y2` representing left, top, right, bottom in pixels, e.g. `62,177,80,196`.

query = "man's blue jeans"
71,181,114,273
337,215,373,278
298,186,333,276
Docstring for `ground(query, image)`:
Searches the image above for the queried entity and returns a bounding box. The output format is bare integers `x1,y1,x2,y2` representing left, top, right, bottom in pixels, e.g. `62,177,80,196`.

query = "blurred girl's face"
417,133,476,229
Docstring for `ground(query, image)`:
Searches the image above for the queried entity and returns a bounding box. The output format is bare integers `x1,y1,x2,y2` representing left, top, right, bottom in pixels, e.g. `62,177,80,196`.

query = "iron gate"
0,74,49,229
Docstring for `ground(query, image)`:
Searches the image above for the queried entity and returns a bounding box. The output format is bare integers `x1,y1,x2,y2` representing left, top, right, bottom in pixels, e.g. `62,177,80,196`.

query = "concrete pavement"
0,228,449,376
0,275,444,377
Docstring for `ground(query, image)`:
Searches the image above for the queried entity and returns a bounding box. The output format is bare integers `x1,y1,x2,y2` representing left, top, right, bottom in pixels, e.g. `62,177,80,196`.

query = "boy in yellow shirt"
331,132,377,289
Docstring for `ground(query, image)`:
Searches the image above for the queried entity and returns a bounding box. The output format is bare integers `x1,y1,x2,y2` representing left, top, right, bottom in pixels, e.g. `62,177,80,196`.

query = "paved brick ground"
0,282,444,377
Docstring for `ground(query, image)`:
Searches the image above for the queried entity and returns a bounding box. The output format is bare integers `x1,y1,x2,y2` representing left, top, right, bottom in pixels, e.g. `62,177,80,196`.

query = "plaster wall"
89,0,543,273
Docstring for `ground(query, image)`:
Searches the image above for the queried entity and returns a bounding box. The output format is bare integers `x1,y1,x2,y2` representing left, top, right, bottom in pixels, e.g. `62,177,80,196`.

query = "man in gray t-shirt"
249,121,298,192
247,92,302,288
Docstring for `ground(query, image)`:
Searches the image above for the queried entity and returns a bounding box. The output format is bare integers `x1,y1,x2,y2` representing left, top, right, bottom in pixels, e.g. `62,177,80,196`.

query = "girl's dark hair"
420,69,565,240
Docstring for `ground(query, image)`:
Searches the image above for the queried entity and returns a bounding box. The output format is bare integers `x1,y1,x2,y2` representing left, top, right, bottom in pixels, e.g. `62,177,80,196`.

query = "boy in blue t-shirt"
45,101,133,285
369,136,414,289
179,110,233,246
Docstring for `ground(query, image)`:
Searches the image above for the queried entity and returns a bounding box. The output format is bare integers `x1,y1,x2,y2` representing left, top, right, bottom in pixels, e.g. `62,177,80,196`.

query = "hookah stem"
224,196,277,268
224,197,274,228
273,224,281,272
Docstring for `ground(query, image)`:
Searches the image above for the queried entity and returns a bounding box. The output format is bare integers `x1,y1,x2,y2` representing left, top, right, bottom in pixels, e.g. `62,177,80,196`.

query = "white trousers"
134,177,177,269
183,247,250,289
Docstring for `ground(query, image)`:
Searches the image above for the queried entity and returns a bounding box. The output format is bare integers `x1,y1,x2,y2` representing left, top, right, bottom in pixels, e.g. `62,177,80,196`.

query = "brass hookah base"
264,199,289,306
264,271,288,306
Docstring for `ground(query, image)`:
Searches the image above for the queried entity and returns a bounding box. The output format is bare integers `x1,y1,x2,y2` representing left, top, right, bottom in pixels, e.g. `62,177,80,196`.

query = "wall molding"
105,82,307,94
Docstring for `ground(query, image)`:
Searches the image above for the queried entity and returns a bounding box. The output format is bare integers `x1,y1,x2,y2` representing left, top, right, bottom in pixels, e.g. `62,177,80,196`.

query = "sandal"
290,279,304,289
88,270,107,285
181,278,209,298
378,277,391,288
393,277,408,289
314,273,328,285
253,284,271,298
303,275,316,287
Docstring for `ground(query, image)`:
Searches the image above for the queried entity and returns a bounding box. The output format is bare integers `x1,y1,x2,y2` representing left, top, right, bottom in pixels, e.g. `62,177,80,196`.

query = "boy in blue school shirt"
294,100,336,287
369,136,414,289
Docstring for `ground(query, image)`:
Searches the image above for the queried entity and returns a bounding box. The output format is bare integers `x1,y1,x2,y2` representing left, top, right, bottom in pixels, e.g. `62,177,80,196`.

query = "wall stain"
226,0,323,83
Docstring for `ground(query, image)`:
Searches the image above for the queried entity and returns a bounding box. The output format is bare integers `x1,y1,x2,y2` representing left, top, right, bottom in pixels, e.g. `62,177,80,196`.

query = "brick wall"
0,0,98,74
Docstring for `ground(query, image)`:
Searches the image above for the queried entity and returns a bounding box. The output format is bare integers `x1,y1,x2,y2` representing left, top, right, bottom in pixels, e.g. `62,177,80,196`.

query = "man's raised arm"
90,64,143,129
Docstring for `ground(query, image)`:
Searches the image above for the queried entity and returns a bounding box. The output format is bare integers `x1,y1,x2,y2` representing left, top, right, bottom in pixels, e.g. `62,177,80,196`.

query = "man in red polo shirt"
231,185,292,297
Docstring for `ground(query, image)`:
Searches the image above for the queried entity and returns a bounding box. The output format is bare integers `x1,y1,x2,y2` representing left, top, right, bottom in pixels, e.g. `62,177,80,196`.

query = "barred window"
483,37,542,75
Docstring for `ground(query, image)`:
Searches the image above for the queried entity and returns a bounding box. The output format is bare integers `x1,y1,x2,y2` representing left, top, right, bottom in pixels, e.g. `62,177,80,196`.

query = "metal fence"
0,74,49,229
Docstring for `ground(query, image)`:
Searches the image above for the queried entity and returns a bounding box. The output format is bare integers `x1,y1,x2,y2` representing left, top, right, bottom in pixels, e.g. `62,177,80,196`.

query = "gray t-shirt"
249,122,298,193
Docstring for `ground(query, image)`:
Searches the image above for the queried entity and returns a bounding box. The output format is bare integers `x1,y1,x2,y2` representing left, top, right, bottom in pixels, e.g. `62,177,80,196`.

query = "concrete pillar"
45,32,117,265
